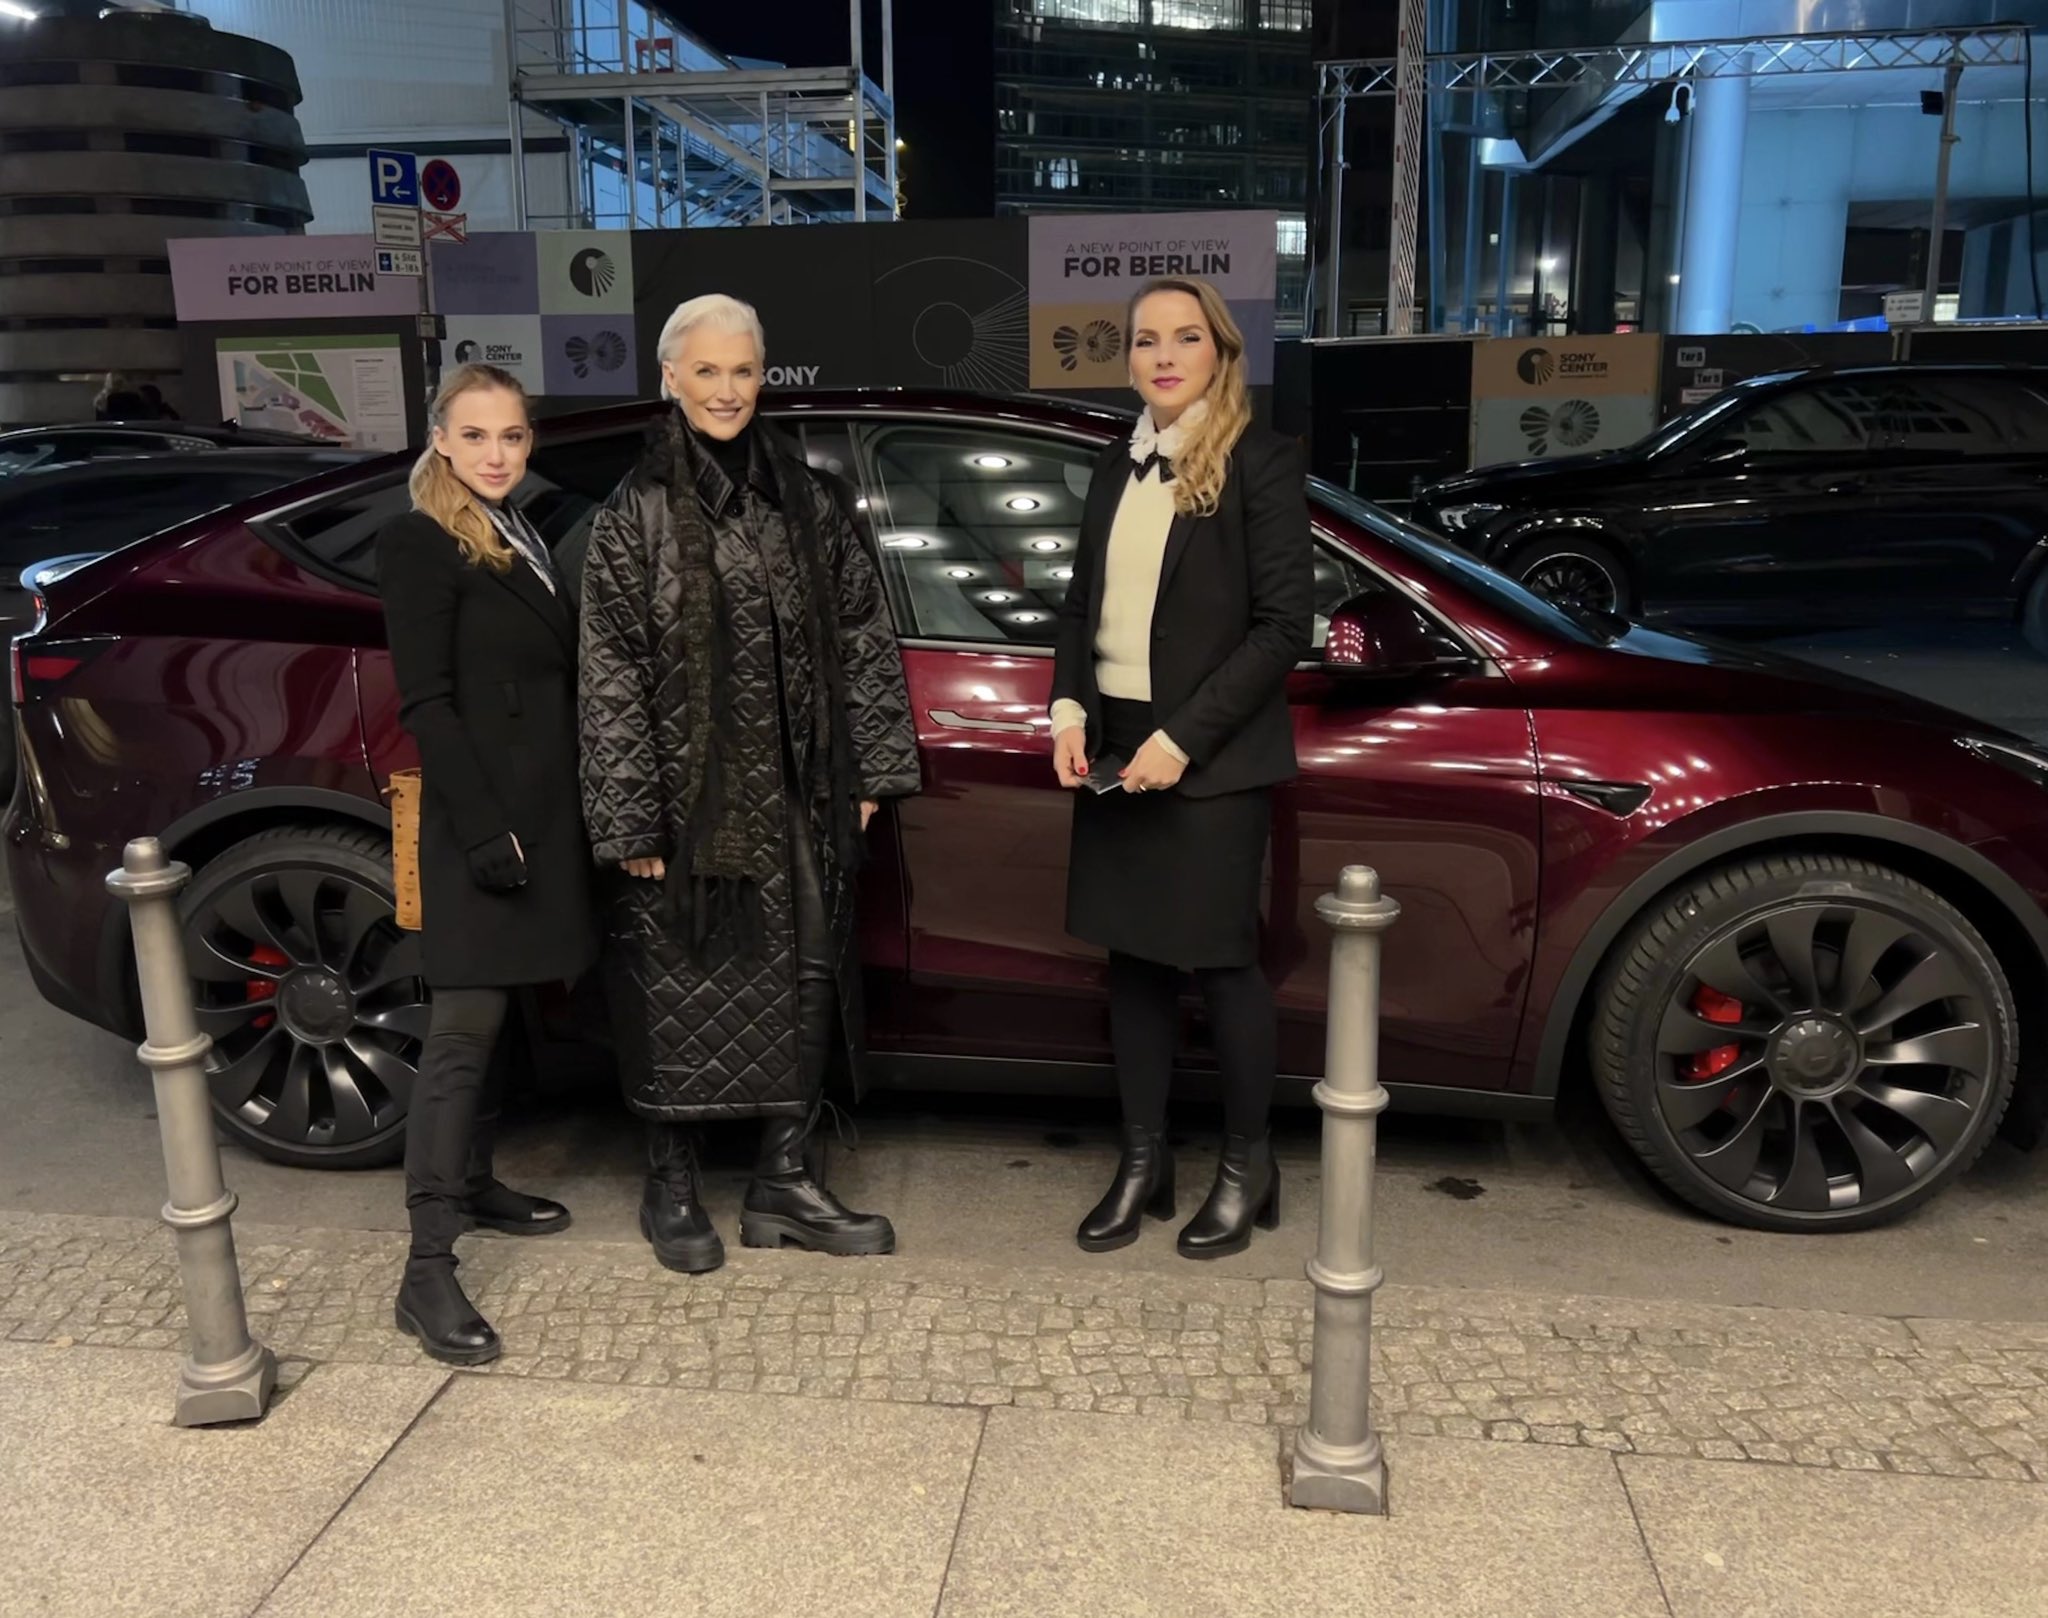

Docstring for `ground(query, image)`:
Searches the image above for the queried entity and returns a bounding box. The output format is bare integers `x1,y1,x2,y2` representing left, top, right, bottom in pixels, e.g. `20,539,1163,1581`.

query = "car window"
0,439,56,477
1861,377,2008,457
0,470,278,570
269,477,410,587
1311,540,1384,649
1723,381,1882,457
859,422,1096,646
521,430,641,552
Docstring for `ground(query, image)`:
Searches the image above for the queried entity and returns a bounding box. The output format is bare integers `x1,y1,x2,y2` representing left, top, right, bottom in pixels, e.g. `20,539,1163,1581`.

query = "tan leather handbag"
385,768,424,931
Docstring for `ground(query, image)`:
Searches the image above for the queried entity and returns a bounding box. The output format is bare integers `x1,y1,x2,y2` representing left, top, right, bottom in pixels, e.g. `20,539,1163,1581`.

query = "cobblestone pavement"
4,1210,2045,1483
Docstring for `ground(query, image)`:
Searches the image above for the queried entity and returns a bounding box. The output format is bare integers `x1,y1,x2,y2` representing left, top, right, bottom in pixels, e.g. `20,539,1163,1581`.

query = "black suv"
1414,364,2048,651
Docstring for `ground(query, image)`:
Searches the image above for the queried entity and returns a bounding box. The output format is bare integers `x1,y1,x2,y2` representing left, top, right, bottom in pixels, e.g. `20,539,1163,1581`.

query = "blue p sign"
368,148,419,209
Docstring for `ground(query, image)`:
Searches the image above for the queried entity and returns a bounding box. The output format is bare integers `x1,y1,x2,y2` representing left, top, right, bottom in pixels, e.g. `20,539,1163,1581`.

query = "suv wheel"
178,824,422,1169
1591,852,2016,1232
1511,535,1632,615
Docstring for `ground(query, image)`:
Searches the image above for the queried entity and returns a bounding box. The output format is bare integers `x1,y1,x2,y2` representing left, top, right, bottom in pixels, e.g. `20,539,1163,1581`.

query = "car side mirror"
1321,591,1478,679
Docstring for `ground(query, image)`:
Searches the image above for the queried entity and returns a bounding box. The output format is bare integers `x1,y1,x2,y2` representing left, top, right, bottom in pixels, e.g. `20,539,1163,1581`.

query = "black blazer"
1051,424,1315,799
376,510,598,989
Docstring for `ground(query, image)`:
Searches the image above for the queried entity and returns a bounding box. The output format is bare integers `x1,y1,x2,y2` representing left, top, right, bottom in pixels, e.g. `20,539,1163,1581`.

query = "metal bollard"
106,837,277,1427
1289,863,1398,1515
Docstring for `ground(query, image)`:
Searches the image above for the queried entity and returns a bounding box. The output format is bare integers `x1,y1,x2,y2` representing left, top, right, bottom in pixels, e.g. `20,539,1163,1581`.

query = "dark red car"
10,392,2048,1233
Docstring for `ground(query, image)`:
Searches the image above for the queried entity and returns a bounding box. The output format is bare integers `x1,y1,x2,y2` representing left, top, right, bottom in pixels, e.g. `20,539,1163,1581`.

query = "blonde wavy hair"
408,362,530,571
1126,277,1251,517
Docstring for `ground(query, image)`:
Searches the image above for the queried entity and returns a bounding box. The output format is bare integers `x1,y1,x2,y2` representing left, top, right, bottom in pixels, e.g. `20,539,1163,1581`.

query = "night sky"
661,0,997,220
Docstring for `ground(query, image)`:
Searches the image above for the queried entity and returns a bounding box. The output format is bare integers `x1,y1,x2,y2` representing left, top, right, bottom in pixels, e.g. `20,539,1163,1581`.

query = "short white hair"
656,294,765,399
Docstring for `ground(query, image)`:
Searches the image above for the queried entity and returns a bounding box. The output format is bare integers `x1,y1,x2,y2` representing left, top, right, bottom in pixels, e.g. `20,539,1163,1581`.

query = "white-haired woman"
578,294,919,1274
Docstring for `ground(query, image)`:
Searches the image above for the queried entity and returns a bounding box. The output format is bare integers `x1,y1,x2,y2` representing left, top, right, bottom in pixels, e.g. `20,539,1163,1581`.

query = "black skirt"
1066,696,1271,970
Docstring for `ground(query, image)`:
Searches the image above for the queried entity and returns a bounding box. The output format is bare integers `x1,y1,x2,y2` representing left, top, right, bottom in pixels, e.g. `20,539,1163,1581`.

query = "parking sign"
368,148,419,210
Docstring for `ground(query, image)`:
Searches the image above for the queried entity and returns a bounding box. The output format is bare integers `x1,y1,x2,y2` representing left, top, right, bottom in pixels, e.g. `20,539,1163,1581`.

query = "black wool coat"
578,423,920,1121
1052,425,1315,797
376,510,599,990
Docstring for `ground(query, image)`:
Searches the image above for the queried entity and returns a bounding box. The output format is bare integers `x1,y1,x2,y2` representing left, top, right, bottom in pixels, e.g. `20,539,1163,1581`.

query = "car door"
1855,374,2048,619
1283,533,1542,1094
1636,378,1888,625
845,414,1102,1065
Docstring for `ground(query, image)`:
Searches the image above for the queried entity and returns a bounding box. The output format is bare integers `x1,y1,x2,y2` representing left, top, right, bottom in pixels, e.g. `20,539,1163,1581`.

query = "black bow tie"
1134,451,1176,484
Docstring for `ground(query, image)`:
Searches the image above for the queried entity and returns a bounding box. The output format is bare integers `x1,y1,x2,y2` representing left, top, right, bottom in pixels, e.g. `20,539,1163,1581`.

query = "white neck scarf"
1128,397,1209,469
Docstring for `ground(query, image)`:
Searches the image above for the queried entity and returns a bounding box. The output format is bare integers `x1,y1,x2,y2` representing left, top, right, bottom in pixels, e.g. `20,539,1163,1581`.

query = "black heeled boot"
640,1122,725,1274
1177,1133,1280,1260
1076,1124,1175,1253
394,1198,501,1365
741,1112,896,1255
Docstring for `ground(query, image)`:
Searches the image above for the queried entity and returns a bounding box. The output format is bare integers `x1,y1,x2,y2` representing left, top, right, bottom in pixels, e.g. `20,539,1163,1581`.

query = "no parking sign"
421,159,462,214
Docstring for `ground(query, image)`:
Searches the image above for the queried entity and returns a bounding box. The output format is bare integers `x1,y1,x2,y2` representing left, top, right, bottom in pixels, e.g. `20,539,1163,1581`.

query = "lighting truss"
1318,25,2029,101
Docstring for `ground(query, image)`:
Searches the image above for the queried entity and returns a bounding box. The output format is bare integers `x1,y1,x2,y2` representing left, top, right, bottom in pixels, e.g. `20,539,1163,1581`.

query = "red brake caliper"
1683,984,1745,1081
245,945,289,1030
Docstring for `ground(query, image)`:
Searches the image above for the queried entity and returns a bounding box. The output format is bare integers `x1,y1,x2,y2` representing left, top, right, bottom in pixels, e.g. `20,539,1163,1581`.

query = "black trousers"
1108,951,1277,1140
405,987,511,1275
649,797,837,1170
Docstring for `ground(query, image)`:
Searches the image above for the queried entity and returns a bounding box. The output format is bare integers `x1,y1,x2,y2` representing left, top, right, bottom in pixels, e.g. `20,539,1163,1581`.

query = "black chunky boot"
394,1196,500,1365
1177,1133,1280,1260
639,1122,725,1274
740,1113,896,1255
395,1264,502,1366
1076,1124,1175,1253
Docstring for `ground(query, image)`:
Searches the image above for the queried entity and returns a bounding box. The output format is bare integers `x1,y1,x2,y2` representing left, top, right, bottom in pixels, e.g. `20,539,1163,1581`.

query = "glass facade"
997,0,1312,326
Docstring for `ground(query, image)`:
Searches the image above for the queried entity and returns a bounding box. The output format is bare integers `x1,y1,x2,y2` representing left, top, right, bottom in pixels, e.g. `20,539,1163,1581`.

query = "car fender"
1525,808,2048,1101
156,785,390,856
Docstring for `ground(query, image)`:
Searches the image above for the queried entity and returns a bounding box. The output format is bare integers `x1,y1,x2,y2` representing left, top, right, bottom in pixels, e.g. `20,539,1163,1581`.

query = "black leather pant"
648,797,836,1170
405,987,511,1275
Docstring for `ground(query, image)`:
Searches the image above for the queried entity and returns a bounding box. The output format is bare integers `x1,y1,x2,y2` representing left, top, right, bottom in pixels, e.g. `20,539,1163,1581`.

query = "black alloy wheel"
1512,536,1630,616
1592,853,2016,1232
178,824,422,1169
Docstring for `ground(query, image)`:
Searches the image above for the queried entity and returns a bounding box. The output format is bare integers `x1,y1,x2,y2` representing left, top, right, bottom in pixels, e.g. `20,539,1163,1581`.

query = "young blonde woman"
377,363,597,1363
1051,278,1314,1260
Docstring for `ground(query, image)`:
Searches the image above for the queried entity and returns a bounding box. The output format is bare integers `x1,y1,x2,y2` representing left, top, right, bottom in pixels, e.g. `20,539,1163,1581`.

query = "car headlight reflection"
1434,502,1504,533
1959,736,2048,791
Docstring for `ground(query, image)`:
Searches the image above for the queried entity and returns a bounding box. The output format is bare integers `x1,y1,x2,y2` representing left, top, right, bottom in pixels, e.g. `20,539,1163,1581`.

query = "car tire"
1508,534,1634,616
177,823,423,1170
1589,851,2016,1233
2021,568,2048,658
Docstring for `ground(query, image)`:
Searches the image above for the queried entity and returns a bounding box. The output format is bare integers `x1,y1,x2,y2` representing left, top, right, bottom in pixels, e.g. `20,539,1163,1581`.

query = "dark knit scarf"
642,409,865,962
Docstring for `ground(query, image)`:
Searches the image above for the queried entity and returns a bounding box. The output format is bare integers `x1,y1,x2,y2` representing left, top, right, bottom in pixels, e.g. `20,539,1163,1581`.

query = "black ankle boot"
1076,1124,1175,1253
741,1114,895,1255
1177,1133,1279,1260
468,1179,572,1236
640,1124,725,1274
394,1264,501,1366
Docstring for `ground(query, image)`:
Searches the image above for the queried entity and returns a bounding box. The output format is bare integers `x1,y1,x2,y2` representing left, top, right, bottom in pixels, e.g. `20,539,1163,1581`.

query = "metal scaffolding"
1314,24,2034,337
504,1,898,229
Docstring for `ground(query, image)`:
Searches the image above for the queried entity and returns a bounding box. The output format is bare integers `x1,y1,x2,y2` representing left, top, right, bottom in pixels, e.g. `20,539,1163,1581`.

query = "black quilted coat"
578,419,919,1121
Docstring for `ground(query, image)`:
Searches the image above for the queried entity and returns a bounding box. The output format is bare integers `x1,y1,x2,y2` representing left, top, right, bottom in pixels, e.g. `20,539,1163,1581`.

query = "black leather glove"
466,832,527,893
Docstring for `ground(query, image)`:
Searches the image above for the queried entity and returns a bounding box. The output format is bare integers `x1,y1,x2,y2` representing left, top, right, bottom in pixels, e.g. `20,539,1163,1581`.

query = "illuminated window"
1154,0,1246,28
1259,0,1312,27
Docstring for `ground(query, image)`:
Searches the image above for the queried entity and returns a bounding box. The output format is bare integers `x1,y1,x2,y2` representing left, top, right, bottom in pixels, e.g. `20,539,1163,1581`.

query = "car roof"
0,420,322,444
0,447,368,489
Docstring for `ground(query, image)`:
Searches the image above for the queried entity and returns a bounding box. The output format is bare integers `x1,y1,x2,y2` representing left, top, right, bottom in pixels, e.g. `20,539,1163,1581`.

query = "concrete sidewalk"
6,1338,2046,1618
3,1212,2046,1616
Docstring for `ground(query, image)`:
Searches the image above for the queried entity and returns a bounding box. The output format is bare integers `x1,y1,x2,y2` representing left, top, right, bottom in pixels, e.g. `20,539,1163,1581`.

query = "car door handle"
1825,479,1864,496
929,708,1044,736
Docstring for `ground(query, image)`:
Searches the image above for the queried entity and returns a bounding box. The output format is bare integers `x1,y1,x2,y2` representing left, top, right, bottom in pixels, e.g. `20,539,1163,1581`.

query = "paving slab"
1622,1454,2048,1618
254,1374,984,1618
0,1342,446,1618
935,1408,1669,1617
